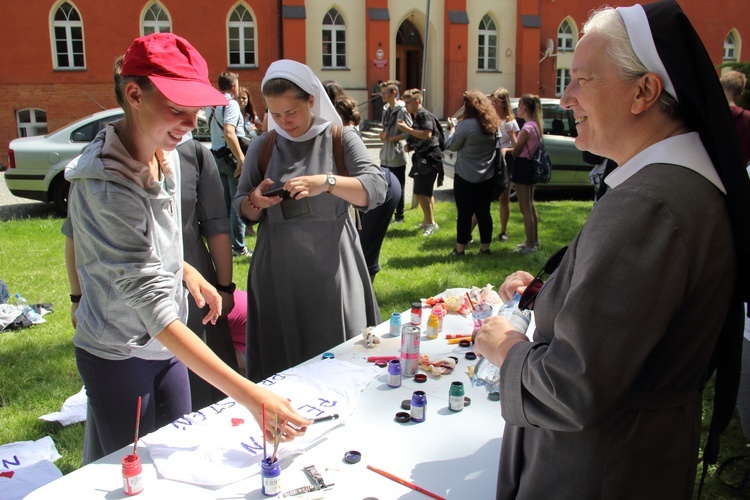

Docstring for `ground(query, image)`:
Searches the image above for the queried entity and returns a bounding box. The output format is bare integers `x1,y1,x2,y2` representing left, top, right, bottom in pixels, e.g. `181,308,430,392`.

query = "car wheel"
51,177,70,216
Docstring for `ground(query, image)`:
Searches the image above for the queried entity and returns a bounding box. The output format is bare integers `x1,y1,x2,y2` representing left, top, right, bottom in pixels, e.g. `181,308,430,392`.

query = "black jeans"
454,174,494,245
387,165,406,219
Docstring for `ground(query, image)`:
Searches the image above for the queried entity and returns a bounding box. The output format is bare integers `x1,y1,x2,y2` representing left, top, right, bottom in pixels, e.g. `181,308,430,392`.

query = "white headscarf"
261,60,342,142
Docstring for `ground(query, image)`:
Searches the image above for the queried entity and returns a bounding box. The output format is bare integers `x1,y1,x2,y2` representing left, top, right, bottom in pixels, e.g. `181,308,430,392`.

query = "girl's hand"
183,262,222,324
242,387,313,443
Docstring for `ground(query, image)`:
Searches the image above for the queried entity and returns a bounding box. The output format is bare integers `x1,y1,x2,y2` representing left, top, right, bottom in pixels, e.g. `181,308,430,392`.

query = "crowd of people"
62,0,750,496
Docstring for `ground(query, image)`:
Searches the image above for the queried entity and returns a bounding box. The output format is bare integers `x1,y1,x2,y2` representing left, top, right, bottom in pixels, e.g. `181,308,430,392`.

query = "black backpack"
431,114,446,151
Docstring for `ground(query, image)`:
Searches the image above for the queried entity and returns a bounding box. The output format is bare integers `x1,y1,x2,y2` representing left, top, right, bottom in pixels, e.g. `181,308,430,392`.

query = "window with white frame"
556,68,571,97
322,8,346,69
478,15,498,71
558,20,574,52
52,1,85,69
228,5,257,67
17,109,48,138
142,3,171,35
724,32,737,60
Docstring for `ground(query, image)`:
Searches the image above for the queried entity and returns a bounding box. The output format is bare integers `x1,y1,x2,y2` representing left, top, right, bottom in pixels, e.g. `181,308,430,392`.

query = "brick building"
1,0,747,168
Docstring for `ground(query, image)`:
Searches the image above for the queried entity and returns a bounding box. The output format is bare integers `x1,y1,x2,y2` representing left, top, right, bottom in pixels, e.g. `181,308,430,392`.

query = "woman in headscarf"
234,60,386,381
474,2,750,498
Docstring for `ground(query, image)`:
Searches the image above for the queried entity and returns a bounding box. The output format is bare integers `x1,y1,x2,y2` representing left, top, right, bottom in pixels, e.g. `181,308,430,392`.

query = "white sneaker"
422,223,439,236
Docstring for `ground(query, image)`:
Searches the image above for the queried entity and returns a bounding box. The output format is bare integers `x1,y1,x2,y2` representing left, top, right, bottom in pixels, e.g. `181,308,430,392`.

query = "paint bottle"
449,381,465,412
122,454,144,496
261,457,281,496
389,312,402,336
387,359,402,388
425,314,439,339
400,325,421,377
410,390,427,422
410,302,422,326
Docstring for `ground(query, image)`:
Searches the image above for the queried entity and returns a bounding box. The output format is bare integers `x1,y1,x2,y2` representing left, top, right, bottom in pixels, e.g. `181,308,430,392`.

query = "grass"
1,199,748,498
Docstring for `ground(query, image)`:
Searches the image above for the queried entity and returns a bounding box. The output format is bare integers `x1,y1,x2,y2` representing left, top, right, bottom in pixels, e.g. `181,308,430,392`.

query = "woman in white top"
491,88,519,242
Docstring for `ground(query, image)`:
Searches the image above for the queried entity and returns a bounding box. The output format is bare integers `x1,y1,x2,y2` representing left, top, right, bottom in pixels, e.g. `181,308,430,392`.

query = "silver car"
5,108,210,214
443,98,597,198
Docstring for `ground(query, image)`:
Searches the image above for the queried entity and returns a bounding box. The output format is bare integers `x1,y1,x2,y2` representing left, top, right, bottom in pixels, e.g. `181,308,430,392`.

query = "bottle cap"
465,352,477,360
321,352,335,359
488,391,501,401
375,360,388,368
459,339,471,348
394,412,411,423
401,399,411,410
414,373,427,383
464,396,472,407
344,450,362,464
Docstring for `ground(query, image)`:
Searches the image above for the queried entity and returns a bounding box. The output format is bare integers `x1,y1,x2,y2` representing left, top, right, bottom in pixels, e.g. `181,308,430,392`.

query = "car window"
70,114,124,143
543,105,577,138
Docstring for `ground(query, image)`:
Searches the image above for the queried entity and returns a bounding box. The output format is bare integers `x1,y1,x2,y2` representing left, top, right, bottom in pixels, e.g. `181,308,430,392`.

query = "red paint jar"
410,302,422,326
122,453,144,496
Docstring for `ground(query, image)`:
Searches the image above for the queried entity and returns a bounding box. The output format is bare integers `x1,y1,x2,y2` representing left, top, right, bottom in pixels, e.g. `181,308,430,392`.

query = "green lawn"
0,199,747,498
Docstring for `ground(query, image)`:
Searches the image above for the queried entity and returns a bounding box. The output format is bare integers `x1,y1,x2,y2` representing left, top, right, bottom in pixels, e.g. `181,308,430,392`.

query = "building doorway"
396,19,423,92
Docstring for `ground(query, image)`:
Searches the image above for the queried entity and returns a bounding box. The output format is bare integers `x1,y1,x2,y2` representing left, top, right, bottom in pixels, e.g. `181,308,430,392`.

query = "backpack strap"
260,126,347,177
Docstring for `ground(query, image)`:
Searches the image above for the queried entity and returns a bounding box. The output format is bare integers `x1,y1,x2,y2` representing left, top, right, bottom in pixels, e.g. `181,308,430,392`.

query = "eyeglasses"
518,246,568,311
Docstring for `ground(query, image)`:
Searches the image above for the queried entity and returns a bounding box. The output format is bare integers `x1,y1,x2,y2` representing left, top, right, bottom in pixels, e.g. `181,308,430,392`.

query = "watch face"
327,175,336,185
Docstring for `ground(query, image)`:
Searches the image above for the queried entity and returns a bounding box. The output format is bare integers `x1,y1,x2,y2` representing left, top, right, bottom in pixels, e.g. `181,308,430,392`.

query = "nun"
474,2,750,498
234,60,386,381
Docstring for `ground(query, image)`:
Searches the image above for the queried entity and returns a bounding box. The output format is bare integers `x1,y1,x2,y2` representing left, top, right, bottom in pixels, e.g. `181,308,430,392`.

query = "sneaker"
393,217,405,224
449,249,465,256
233,247,253,258
498,232,509,242
514,245,537,254
415,223,427,229
422,223,439,236
479,248,492,255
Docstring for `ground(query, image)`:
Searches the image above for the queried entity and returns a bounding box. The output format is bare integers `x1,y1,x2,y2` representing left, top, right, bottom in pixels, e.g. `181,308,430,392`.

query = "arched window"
228,5,257,67
724,32,737,61
142,3,171,35
17,109,48,138
322,8,346,69
556,69,571,97
52,1,84,69
558,20,574,52
478,15,498,71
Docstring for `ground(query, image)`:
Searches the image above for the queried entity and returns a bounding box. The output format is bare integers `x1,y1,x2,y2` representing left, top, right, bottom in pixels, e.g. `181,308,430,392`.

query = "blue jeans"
216,155,247,252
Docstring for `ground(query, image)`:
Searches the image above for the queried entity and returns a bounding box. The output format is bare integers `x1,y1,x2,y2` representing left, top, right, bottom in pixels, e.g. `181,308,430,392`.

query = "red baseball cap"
122,33,227,107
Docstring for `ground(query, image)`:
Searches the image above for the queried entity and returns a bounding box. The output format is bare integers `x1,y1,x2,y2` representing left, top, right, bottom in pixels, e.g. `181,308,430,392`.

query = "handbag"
528,126,552,184
490,145,509,198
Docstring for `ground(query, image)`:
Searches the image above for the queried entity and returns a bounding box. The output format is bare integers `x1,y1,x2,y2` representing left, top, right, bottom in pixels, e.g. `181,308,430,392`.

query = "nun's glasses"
518,246,568,311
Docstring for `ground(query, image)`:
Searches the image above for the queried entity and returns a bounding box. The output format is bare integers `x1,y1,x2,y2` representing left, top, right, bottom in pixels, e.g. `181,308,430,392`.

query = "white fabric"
0,304,22,330
0,436,62,498
39,386,87,426
0,460,62,500
616,5,678,103
605,132,726,194
260,59,342,142
141,360,380,487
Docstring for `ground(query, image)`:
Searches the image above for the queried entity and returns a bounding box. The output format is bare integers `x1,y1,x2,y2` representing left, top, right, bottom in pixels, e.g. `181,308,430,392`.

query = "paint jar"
390,312,402,336
425,314,439,339
387,359,402,388
449,381,465,412
431,305,445,332
122,454,144,496
410,302,422,326
261,457,281,496
400,325,421,377
410,390,427,423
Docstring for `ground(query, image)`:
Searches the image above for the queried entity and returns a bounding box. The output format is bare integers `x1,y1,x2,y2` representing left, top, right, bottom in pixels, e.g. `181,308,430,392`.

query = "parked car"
442,98,597,198
5,108,210,215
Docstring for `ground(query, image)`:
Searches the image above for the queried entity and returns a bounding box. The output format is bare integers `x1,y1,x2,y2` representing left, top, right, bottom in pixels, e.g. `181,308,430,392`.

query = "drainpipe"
420,0,431,108
277,0,284,60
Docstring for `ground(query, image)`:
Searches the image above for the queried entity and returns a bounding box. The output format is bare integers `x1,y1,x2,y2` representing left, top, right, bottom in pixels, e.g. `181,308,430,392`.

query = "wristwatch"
215,282,236,294
326,173,337,193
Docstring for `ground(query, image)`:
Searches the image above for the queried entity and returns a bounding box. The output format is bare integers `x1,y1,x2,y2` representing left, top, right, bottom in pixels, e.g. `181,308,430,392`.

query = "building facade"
1,1,747,168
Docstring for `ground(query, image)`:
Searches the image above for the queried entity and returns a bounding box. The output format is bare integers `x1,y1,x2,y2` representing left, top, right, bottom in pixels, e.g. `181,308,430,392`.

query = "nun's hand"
498,271,534,303
284,175,328,199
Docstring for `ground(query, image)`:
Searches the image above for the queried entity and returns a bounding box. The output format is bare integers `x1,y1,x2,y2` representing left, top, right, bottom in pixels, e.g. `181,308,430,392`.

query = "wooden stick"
366,465,446,500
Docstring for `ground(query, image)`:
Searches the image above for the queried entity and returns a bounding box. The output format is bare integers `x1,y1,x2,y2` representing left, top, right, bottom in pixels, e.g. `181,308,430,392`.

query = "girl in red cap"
63,33,310,464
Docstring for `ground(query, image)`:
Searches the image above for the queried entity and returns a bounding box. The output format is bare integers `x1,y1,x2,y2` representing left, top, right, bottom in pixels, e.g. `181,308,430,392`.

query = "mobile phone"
264,187,289,198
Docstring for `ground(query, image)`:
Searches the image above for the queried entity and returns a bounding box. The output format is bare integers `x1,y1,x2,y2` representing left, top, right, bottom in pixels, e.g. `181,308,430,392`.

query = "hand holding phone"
264,187,289,199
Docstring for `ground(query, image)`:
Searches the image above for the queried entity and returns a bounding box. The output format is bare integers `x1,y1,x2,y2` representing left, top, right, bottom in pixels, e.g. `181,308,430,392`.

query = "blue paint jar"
261,457,281,496
390,312,402,336
410,390,427,423
387,359,402,388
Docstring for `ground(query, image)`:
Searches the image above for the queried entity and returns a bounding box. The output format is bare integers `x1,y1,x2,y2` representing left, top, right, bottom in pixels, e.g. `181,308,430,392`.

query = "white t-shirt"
499,118,520,149
206,92,246,151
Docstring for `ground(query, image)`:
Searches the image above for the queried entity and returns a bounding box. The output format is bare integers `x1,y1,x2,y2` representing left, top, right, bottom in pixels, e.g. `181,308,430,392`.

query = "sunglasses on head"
518,246,568,311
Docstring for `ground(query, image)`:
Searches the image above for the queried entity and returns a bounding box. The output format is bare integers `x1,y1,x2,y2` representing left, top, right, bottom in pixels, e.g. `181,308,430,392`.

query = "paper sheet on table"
141,359,380,487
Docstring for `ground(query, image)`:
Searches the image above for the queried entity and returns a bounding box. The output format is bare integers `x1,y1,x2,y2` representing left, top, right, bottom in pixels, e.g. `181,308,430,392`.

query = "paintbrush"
262,403,267,461
271,417,287,463
133,395,142,456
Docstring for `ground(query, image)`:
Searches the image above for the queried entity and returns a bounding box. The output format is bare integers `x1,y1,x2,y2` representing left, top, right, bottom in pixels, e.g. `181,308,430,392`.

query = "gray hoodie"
62,121,186,360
